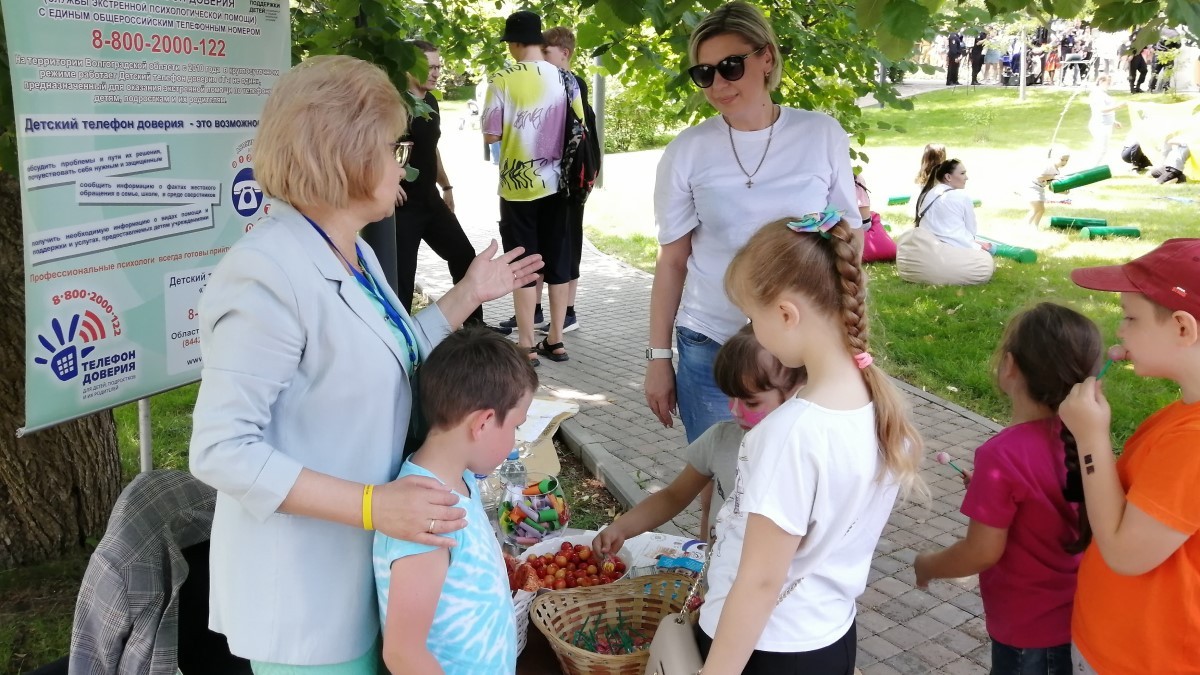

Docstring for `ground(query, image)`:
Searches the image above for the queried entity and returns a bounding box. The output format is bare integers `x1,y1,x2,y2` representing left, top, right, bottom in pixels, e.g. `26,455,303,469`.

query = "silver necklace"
726,106,777,189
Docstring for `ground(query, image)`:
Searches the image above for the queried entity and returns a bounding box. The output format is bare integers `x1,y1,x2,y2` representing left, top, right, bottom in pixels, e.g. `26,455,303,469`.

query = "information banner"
2,0,290,433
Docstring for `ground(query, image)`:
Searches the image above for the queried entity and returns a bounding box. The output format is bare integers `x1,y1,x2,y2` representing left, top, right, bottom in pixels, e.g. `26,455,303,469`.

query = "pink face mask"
729,398,769,429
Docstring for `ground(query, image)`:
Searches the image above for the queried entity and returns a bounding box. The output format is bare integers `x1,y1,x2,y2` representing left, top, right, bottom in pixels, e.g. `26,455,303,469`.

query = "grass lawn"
583,86,1200,443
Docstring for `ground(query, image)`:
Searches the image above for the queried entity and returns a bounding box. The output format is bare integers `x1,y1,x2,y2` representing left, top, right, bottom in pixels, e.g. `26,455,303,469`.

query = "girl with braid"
697,216,925,674
915,303,1101,675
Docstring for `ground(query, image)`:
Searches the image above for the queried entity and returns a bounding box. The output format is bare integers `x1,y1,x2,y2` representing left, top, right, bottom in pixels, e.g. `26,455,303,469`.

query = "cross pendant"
745,179,753,188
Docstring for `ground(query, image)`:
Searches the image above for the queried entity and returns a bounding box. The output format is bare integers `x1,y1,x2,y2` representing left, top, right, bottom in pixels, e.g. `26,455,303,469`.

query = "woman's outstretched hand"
464,240,544,305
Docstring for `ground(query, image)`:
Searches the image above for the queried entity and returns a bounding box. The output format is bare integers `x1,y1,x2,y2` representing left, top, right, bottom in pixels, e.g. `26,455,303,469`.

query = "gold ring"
427,519,436,534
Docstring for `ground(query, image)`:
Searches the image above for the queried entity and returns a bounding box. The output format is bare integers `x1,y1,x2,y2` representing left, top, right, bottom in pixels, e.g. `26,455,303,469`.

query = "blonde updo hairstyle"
254,55,408,211
688,1,783,92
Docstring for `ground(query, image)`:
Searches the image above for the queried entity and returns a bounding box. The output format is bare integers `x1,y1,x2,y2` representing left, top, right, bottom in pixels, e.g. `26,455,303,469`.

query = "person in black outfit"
969,31,986,85
362,39,483,323
946,30,965,85
1127,31,1148,93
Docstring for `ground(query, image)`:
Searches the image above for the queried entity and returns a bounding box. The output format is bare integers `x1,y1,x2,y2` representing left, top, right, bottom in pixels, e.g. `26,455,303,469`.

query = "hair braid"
828,222,868,356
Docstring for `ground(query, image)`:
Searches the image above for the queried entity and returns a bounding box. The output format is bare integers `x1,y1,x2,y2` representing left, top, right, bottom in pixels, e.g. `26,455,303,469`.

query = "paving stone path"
416,82,1000,673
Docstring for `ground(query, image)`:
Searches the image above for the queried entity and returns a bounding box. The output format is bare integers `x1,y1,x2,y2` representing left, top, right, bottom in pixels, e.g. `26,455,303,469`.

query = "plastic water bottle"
495,449,527,496
474,473,501,534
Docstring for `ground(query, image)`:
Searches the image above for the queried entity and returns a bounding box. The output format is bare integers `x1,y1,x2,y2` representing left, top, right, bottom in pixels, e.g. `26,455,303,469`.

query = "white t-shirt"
699,397,899,652
916,184,980,250
654,108,858,345
1088,87,1116,127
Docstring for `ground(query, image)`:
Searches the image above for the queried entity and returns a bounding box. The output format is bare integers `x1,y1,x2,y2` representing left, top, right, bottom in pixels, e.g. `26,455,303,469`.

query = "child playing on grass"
592,324,804,555
373,326,538,675
914,303,1103,674
1058,239,1200,673
1026,148,1070,228
696,216,926,674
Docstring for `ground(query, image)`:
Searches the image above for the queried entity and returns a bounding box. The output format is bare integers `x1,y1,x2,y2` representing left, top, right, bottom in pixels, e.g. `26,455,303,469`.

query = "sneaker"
538,314,579,334
499,308,543,329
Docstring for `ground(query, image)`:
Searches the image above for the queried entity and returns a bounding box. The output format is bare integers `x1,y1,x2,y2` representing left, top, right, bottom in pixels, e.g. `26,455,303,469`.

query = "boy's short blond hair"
254,55,407,211
543,27,576,53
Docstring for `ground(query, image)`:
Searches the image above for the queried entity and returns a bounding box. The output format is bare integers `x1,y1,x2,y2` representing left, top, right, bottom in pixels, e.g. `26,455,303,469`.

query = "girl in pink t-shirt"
914,303,1102,675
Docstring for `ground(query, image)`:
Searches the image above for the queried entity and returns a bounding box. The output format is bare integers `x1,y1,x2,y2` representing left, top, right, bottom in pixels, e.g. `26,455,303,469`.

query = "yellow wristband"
362,484,375,531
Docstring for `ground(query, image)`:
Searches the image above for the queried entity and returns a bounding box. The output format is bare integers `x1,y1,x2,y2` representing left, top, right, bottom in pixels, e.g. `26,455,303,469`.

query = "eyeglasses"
392,141,413,166
688,45,766,88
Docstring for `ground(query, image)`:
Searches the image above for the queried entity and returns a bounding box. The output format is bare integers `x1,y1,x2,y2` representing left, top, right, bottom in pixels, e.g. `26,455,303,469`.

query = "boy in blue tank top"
373,326,538,674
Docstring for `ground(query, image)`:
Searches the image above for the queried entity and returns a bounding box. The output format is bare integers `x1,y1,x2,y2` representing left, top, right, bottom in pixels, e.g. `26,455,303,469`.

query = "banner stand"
138,398,153,472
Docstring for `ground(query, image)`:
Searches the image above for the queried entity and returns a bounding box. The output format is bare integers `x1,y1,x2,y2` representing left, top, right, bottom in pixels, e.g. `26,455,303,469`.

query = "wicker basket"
529,573,696,675
513,589,535,656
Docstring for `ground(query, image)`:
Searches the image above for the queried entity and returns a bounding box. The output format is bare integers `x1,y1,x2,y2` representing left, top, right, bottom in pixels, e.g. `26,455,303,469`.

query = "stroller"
1000,48,1044,86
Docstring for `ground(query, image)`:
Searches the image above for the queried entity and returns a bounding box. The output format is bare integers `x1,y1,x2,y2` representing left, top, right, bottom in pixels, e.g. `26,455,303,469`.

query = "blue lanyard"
305,217,419,373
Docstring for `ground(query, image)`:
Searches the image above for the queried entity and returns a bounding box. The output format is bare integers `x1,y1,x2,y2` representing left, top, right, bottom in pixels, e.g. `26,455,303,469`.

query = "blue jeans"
991,640,1072,675
675,326,732,443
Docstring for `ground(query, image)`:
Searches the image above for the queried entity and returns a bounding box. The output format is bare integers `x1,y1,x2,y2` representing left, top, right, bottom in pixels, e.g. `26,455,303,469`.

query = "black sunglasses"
688,45,767,88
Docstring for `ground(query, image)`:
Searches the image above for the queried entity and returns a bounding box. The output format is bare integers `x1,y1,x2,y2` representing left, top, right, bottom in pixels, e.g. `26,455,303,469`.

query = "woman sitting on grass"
896,159,995,286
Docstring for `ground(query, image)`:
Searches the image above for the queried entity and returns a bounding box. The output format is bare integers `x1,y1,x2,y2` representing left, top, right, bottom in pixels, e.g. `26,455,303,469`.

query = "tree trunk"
0,171,121,569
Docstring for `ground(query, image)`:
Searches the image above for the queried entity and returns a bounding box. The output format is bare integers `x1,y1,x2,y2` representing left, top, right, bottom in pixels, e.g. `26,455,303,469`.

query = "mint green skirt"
251,641,381,675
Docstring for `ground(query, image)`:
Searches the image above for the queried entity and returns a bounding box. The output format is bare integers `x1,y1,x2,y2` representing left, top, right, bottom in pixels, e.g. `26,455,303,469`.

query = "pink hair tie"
854,352,874,369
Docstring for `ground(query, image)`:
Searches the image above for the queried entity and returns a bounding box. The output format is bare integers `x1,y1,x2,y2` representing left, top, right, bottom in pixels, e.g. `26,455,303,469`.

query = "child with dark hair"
373,326,539,675
1060,239,1200,673
593,324,804,554
915,303,1102,675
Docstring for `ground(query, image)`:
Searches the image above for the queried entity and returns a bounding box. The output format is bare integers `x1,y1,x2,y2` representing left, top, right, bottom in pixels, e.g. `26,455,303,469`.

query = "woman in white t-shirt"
645,1,858,456
896,159,995,286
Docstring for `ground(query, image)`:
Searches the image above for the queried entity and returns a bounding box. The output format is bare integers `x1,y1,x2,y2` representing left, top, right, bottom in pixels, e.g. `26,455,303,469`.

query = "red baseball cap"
1071,238,1200,316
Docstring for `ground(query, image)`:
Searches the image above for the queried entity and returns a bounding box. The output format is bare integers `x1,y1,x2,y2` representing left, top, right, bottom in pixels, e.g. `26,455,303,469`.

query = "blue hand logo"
34,315,94,382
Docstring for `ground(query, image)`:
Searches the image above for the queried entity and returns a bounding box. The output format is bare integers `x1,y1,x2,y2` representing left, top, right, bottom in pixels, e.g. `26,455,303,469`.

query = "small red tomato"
578,549,591,562
555,554,569,567
553,579,567,590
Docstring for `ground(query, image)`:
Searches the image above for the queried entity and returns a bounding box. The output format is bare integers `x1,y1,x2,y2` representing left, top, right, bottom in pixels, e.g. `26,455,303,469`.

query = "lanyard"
305,217,419,373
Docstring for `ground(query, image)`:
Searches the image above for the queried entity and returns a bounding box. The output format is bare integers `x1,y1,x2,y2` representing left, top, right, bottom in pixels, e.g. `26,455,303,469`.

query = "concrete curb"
557,418,647,511
891,377,1005,434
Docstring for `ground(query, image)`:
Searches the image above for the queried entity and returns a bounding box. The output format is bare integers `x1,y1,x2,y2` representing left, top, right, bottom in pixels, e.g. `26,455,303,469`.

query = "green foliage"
602,86,675,153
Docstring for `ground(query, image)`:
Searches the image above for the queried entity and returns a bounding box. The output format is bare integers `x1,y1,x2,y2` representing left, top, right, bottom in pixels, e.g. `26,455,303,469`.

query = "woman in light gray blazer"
189,55,542,672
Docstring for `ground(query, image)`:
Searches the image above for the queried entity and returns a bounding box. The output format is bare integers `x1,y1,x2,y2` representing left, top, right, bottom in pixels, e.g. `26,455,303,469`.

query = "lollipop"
1097,345,1128,379
935,451,965,475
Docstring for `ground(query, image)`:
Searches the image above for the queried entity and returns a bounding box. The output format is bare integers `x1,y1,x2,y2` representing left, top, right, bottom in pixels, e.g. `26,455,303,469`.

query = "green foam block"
1050,216,1107,229
976,236,1038,263
1078,226,1141,240
887,195,911,205
1050,165,1111,193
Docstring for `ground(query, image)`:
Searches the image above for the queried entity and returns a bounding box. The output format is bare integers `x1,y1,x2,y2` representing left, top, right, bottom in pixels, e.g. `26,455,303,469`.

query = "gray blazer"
189,200,451,664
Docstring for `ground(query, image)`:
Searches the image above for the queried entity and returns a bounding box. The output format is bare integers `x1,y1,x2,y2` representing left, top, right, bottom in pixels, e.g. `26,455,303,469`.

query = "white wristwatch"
645,348,673,361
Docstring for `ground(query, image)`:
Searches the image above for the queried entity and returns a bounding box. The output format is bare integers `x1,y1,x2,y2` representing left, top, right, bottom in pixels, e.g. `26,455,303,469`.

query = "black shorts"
567,199,584,281
499,192,572,286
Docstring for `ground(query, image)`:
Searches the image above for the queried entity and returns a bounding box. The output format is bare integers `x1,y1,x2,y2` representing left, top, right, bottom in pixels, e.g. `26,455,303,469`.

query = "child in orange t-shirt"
1060,238,1200,674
